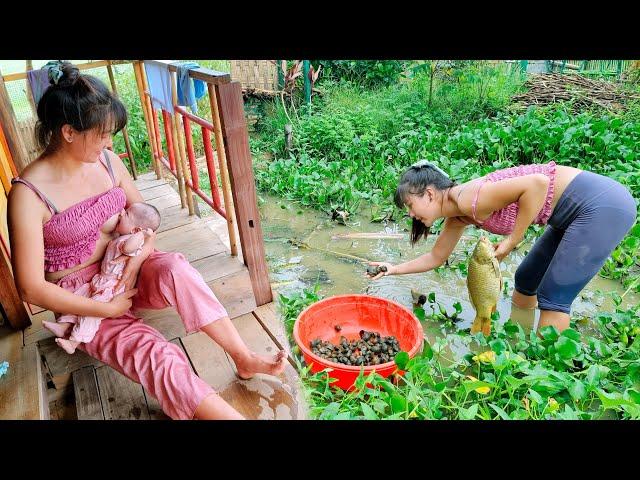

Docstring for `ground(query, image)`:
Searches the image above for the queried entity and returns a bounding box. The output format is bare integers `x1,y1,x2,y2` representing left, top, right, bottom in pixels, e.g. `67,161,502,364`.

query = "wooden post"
215,81,272,305
107,62,137,180
170,72,194,215
208,83,238,257
0,71,30,174
25,60,37,115
0,239,31,330
137,62,163,180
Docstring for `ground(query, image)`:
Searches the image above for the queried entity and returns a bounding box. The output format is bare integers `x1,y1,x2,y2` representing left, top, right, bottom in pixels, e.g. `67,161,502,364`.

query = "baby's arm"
120,231,146,257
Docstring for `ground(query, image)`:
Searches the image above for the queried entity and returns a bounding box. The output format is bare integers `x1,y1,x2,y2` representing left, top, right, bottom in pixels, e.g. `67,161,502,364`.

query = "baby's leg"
56,338,80,354
43,321,71,338
69,316,103,344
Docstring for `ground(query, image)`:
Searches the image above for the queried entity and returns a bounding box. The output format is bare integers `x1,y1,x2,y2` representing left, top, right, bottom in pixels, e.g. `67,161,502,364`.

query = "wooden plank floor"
22,172,305,420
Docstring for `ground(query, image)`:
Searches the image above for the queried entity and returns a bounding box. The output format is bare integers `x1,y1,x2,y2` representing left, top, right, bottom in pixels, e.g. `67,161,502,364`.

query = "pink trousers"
56,250,229,420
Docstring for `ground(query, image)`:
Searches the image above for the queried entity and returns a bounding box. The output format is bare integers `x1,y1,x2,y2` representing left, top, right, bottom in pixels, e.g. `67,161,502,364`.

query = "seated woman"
8,61,286,420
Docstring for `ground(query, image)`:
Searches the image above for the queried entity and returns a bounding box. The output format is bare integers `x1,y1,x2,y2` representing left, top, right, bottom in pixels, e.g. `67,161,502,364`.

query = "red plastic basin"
293,294,424,390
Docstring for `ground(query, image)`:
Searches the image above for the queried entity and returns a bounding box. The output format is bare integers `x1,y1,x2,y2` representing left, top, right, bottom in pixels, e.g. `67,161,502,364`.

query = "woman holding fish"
369,160,636,334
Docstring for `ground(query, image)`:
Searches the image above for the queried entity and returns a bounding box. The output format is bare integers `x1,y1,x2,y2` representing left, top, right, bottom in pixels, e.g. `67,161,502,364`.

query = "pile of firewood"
511,73,640,112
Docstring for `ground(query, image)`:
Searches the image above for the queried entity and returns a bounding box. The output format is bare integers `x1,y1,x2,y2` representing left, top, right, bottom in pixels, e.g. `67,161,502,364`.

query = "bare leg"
193,392,245,420
43,321,71,338
200,317,287,380
509,302,537,331
537,310,570,334
56,338,80,354
512,290,538,309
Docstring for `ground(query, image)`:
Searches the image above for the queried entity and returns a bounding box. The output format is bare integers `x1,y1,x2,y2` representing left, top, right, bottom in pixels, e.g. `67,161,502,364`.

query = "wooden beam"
25,61,37,115
0,71,30,173
169,72,194,215
208,83,238,256
139,65,165,180
215,81,272,306
134,61,161,179
95,365,150,420
141,60,230,84
0,236,31,330
107,61,137,180
72,366,105,420
1,60,132,82
0,337,43,419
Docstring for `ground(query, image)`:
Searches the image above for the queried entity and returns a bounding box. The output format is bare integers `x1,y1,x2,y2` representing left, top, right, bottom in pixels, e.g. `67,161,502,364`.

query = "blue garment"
173,61,206,113
27,69,51,106
0,361,8,379
514,171,637,314
144,61,174,113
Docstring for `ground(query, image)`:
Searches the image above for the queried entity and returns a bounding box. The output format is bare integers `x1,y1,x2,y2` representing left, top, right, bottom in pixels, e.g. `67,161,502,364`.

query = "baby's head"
116,202,161,235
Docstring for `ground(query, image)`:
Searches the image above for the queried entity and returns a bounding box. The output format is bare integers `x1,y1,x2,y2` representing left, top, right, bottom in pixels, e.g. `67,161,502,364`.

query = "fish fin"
482,318,492,336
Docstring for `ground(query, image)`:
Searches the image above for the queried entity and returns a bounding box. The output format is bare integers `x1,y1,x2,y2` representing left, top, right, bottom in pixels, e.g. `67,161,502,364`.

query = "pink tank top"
11,151,127,272
466,161,557,235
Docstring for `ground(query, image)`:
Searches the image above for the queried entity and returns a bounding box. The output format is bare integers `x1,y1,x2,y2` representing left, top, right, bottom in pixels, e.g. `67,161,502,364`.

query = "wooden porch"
0,60,306,420
1,173,306,420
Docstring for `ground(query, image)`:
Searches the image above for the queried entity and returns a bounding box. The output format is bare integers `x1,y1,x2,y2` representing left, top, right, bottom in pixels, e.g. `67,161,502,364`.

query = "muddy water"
259,195,639,359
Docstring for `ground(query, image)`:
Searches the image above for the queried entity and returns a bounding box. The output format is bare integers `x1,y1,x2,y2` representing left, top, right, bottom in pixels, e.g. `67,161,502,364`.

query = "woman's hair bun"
55,61,80,87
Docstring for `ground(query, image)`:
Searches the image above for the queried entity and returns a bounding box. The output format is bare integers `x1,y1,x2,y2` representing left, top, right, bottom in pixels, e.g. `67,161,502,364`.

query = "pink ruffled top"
41,187,127,272
467,161,556,235
11,150,127,273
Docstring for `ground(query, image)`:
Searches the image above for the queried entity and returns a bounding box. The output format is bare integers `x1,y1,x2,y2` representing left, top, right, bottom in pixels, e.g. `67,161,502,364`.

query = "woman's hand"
114,230,156,291
103,288,139,317
366,261,396,280
493,236,518,262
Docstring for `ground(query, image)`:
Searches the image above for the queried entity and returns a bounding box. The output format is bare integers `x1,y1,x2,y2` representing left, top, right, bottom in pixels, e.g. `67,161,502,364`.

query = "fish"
467,236,502,336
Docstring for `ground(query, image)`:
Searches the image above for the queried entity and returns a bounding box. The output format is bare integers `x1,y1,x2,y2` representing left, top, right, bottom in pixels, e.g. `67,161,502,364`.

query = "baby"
43,202,162,354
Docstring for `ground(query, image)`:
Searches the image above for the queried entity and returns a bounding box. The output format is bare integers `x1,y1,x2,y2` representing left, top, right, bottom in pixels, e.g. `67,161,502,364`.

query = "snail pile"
310,330,401,366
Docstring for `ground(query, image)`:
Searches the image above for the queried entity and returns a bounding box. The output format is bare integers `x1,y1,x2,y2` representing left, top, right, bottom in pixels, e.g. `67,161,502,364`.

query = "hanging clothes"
27,69,51,106
143,61,174,113
173,61,206,114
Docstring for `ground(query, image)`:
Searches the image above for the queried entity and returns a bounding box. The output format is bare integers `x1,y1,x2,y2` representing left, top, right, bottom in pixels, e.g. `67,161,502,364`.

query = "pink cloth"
56,250,229,420
57,234,145,343
470,161,557,235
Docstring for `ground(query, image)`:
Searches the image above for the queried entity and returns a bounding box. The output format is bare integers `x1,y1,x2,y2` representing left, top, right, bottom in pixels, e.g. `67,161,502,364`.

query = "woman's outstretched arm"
369,217,467,279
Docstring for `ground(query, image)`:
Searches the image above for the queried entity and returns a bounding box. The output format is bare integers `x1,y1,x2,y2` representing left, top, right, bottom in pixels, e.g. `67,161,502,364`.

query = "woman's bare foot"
235,350,288,380
55,338,80,354
43,321,71,338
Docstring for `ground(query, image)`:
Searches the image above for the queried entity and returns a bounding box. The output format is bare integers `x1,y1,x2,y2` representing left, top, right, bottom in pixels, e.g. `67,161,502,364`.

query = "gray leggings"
514,171,637,314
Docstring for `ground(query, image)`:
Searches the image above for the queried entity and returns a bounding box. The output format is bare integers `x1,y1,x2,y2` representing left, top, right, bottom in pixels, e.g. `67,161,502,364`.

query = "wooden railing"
132,60,273,305
134,61,238,256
